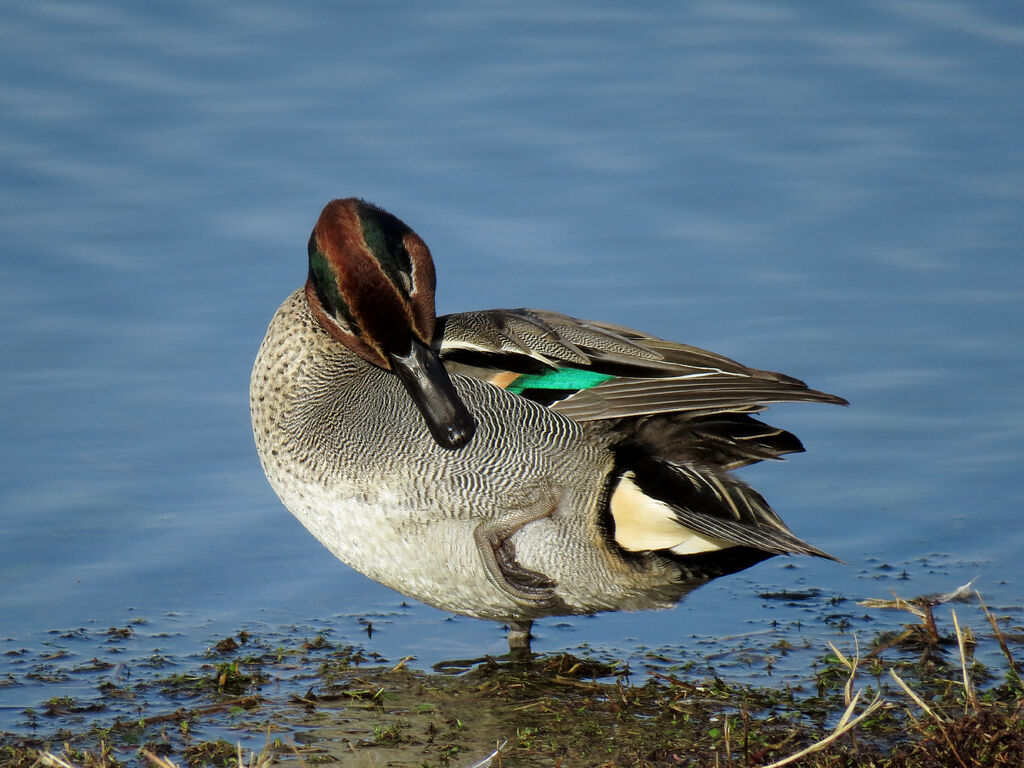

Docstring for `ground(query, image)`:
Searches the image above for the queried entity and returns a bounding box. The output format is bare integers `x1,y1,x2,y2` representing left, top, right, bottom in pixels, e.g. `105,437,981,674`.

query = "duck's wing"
438,309,841,561
435,308,846,422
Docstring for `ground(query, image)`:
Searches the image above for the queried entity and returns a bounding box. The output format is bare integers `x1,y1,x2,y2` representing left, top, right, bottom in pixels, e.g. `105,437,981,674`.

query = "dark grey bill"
388,340,477,450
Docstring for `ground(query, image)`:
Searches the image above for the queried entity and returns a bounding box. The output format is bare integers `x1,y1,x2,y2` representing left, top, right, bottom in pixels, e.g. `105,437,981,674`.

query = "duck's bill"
388,340,477,450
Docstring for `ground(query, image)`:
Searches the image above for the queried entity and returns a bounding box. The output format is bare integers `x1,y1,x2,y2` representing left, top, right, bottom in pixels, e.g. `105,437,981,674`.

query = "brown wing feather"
553,375,845,421
437,309,847,422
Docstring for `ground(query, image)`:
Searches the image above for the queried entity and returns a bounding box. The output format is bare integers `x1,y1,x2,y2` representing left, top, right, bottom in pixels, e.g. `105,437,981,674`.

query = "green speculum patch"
507,368,615,395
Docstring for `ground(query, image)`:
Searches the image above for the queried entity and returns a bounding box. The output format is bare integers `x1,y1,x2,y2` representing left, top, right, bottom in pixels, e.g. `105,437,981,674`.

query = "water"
2,0,1022,735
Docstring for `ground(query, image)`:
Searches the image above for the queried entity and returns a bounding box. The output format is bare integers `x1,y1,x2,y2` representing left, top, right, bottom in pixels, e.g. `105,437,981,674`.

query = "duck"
250,197,846,653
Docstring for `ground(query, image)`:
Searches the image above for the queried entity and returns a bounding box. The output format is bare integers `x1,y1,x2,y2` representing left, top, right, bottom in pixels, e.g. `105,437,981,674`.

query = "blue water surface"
1,0,1022,731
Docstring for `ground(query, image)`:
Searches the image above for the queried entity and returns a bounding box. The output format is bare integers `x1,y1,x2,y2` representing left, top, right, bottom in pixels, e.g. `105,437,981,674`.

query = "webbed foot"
474,485,561,606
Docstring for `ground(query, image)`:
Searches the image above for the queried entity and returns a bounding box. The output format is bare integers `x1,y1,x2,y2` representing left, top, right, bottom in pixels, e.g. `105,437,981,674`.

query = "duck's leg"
507,620,534,653
473,487,560,606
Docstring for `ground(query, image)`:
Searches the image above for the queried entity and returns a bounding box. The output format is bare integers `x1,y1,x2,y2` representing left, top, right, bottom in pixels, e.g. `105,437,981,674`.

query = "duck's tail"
602,435,837,564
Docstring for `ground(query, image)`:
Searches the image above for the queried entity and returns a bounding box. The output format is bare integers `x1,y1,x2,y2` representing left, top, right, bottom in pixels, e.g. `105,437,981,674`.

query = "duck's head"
304,198,476,450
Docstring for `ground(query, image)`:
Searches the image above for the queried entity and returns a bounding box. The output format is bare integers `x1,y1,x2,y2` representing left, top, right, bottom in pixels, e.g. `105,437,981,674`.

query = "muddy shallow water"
2,579,1021,766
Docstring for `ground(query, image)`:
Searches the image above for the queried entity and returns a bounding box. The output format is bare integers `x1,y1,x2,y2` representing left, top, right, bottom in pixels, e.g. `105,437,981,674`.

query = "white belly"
273,479,534,621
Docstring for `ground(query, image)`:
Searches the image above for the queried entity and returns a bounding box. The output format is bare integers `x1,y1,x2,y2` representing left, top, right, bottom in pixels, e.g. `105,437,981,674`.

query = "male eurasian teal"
251,198,846,651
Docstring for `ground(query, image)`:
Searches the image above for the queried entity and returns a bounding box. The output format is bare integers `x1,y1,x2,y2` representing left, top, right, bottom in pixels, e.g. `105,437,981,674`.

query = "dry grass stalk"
141,752,177,768
723,713,733,768
976,590,1021,681
826,636,863,750
35,753,79,768
827,636,861,709
859,581,976,649
889,668,945,723
951,609,976,712
760,637,881,768
859,592,927,620
462,740,508,768
889,665,974,768
758,688,884,768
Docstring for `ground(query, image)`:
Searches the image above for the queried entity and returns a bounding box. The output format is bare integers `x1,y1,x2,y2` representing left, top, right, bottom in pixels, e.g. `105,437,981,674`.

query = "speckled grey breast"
251,290,695,622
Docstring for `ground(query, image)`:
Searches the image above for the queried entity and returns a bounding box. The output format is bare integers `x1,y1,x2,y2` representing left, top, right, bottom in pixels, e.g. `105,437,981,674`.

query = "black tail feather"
610,441,836,561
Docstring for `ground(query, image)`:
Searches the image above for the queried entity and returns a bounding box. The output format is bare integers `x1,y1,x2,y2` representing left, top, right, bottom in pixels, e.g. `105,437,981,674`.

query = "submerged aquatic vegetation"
2,589,1022,767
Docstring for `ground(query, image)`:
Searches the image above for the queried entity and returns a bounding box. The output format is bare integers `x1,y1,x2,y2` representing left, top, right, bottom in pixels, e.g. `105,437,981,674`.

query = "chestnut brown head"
305,198,475,450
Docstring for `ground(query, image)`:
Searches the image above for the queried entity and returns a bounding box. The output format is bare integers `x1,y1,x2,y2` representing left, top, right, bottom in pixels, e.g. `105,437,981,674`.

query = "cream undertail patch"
610,472,734,555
